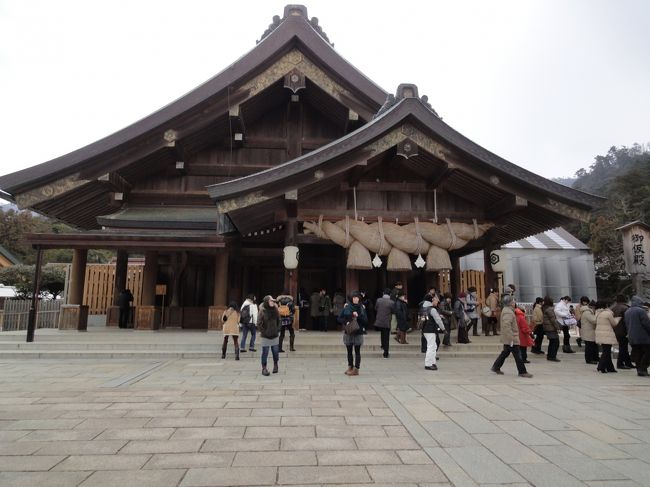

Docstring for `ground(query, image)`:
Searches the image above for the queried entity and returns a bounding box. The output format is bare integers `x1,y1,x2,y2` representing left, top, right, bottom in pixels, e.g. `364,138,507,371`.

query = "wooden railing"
1,299,62,331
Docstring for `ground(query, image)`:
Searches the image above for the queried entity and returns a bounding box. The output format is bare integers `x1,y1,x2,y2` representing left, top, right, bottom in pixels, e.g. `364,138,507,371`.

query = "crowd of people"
221,285,650,379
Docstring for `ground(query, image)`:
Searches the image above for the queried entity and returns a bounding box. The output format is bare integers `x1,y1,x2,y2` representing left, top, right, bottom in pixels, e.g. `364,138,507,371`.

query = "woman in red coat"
516,306,535,363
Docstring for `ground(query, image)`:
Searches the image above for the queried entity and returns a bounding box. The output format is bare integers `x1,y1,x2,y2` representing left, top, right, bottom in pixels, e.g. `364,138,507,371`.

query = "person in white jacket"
239,294,259,353
554,296,575,353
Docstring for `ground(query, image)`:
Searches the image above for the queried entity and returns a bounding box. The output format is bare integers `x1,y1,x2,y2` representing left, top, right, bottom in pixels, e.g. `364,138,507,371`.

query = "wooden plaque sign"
618,221,650,275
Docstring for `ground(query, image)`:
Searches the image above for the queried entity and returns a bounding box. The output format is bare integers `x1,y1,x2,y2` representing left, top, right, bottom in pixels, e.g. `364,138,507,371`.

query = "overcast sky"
1,0,648,186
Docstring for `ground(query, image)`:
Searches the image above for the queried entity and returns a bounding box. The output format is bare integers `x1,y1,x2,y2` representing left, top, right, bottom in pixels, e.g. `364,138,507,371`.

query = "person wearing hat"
491,294,533,377
340,291,368,376
257,295,281,376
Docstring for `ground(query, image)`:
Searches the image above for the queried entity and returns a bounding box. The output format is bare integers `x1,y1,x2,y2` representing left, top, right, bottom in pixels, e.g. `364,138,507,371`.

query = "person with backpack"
257,295,281,376
239,294,258,353
374,289,394,358
276,291,296,353
340,291,368,376
221,301,240,360
420,293,445,370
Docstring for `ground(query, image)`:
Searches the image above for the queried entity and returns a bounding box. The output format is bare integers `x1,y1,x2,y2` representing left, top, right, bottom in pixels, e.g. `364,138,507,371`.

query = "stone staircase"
0,328,583,360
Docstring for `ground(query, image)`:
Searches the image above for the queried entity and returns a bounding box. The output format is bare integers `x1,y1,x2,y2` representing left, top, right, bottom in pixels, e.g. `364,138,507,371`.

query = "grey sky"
1,0,648,184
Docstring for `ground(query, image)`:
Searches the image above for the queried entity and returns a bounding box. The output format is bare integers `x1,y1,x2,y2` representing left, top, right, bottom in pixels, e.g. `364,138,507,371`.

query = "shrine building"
0,5,603,331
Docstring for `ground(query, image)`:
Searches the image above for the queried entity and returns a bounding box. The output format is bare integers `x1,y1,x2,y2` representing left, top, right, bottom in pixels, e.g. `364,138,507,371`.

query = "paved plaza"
0,331,649,486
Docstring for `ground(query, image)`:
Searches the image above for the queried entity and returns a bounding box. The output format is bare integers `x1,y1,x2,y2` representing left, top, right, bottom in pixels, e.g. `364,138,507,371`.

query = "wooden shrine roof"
0,5,385,197
208,85,604,247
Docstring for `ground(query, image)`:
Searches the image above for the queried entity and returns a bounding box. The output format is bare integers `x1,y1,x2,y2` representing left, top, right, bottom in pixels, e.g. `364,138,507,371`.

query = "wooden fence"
1,299,62,331
83,264,144,314
460,270,486,304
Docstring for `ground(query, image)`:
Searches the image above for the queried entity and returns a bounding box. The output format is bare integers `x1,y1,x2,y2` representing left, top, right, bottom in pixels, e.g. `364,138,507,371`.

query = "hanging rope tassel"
373,217,384,267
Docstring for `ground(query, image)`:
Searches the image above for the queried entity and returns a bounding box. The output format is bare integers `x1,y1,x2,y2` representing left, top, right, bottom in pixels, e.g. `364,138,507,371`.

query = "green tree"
569,144,650,298
0,264,66,298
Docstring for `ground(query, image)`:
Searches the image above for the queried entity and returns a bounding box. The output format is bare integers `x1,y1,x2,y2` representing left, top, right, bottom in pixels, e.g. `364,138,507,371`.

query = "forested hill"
571,144,650,196
566,143,650,297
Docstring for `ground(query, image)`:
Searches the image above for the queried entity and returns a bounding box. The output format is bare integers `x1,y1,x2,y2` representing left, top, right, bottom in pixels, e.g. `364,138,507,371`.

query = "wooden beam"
486,195,528,220
340,181,428,192
298,209,480,222
426,167,456,189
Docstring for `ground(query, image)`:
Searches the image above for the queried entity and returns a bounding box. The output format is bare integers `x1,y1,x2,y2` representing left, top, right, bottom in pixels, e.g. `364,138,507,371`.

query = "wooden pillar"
112,249,128,305
59,248,89,331
284,218,299,299
67,249,87,305
26,247,43,342
450,254,461,298
141,251,158,306
209,251,229,330
107,249,128,326
483,248,498,294
136,250,159,330
345,269,359,296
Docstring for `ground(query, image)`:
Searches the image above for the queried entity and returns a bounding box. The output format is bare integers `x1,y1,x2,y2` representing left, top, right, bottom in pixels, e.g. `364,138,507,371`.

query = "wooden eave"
208,97,605,213
25,232,227,250
96,206,220,230
0,11,386,197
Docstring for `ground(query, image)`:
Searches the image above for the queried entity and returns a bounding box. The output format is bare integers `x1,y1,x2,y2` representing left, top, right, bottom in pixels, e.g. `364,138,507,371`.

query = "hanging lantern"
372,254,383,268
490,250,506,272
283,246,299,270
414,254,426,268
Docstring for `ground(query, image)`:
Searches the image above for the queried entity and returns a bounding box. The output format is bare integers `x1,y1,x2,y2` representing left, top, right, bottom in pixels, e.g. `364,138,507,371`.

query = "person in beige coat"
578,297,598,364
221,301,241,360
595,301,618,373
490,295,532,377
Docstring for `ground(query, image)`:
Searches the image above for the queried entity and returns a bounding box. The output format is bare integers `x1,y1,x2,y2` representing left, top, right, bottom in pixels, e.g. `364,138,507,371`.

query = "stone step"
0,349,505,360
0,341,506,352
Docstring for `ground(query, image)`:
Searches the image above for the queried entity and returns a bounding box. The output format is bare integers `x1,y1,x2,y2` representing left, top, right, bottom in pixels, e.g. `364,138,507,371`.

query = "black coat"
625,304,650,345
257,304,280,339
395,299,409,332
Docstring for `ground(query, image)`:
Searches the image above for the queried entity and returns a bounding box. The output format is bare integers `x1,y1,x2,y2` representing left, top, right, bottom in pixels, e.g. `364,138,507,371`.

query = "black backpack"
240,304,251,324
417,301,432,330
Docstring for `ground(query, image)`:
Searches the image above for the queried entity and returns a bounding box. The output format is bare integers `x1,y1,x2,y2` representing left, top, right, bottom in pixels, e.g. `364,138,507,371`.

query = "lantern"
283,246,299,269
489,250,507,273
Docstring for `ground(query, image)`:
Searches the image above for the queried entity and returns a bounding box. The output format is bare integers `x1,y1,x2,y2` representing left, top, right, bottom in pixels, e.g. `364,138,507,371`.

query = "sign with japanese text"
621,223,650,275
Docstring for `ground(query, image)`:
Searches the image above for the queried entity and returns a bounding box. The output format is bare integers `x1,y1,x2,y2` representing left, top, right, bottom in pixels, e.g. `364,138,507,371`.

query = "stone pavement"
0,341,649,486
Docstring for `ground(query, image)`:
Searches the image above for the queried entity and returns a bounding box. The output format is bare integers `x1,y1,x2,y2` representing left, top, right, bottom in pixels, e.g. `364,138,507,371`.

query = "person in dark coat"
117,288,133,329
395,291,409,344
439,293,453,347
276,291,296,353
625,295,650,376
454,292,471,344
257,296,281,376
611,295,633,369
341,291,368,376
542,296,561,362
374,289,394,358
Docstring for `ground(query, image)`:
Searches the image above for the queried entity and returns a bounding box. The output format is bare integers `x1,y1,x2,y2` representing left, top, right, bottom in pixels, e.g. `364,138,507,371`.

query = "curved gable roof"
0,6,387,196
207,94,604,211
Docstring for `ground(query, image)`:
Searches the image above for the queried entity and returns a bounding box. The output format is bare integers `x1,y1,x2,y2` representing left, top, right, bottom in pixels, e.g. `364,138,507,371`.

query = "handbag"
563,317,577,327
344,317,360,335
482,305,492,317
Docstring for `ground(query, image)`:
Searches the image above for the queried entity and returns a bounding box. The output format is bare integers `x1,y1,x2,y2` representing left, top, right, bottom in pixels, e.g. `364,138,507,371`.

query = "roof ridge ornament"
257,5,333,46
374,84,441,119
